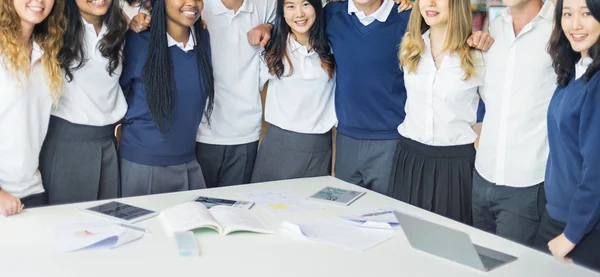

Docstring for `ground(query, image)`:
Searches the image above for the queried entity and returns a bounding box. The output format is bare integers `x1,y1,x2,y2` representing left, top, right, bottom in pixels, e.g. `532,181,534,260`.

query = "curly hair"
399,0,478,80
0,0,66,98
58,0,127,82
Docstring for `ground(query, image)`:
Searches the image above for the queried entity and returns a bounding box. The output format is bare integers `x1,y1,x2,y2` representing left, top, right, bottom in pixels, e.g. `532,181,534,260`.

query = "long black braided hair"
141,0,214,133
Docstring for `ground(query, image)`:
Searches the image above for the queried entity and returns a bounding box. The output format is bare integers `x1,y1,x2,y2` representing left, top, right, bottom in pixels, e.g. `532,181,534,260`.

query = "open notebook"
159,201,273,236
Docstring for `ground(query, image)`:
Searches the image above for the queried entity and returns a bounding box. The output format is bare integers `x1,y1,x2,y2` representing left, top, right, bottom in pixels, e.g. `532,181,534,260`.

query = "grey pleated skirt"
39,116,120,205
251,125,332,183
388,135,475,225
120,158,207,197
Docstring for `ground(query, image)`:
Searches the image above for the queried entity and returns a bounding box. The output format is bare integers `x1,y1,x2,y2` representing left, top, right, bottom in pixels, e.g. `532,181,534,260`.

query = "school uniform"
118,30,208,197
324,0,409,195
472,1,555,246
534,58,600,271
0,42,50,208
194,0,276,187
388,31,484,224
251,36,336,183
39,21,126,205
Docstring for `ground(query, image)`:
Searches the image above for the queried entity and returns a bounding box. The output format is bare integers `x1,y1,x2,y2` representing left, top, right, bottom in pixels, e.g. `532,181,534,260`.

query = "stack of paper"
239,190,324,214
48,221,145,253
282,219,395,251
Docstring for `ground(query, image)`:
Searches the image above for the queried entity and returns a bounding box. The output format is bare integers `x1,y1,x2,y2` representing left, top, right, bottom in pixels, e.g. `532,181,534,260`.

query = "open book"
159,201,273,236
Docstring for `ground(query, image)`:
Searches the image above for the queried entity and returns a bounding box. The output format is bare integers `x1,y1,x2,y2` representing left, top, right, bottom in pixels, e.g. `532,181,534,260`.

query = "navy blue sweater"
545,71,600,244
325,2,410,140
119,30,209,166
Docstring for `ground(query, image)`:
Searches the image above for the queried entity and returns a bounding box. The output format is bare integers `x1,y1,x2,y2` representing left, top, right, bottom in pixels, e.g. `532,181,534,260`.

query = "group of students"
0,0,599,271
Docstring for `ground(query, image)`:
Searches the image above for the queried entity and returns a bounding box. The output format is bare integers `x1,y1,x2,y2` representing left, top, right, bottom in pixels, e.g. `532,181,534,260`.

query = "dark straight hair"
548,0,600,87
58,0,128,82
263,0,334,79
140,0,214,133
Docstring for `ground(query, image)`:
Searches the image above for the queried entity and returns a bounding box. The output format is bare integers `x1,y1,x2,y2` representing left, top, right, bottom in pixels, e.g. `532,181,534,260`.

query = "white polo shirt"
260,36,337,134
0,42,52,198
399,30,485,146
475,0,557,187
52,20,127,126
196,0,276,145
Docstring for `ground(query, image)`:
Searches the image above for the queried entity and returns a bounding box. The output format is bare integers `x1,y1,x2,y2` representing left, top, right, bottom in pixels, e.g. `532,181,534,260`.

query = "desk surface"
0,177,596,276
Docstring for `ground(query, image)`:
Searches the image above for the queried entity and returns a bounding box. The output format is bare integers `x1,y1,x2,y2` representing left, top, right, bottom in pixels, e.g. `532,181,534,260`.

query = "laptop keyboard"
478,254,505,269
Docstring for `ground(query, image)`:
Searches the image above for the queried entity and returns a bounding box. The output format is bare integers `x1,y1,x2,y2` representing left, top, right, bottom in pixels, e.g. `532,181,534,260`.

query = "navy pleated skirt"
388,135,475,225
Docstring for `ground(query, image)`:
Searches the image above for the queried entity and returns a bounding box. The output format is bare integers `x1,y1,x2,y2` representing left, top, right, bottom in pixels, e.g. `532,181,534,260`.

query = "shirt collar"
288,35,314,56
31,41,43,65
81,17,108,38
212,0,254,15
576,57,593,79
501,0,555,23
167,31,196,52
421,29,462,67
347,0,394,23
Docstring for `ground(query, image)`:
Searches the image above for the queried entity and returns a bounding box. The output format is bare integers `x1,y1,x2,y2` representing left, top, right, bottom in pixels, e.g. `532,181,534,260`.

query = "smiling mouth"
425,11,439,17
88,0,106,7
571,33,588,42
181,9,198,18
27,5,44,13
295,19,308,26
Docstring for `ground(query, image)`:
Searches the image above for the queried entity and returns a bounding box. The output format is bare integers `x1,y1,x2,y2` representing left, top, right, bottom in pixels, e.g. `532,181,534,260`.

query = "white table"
0,176,597,276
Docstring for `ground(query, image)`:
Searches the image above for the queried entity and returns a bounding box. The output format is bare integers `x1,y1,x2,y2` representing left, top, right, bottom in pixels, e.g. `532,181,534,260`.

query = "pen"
361,210,393,217
118,223,152,234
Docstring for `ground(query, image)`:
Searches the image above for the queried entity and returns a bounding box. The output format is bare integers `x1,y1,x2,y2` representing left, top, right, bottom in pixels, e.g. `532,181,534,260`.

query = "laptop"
393,211,518,272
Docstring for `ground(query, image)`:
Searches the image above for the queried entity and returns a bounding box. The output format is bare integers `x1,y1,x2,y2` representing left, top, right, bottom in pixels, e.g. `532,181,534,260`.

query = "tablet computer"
82,201,158,223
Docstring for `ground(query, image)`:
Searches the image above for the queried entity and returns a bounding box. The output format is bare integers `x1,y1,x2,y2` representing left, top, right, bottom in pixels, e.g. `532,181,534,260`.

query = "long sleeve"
119,30,139,95
565,77,600,244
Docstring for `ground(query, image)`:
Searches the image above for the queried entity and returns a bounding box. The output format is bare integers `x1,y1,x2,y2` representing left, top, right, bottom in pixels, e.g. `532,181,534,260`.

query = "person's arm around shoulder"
468,31,494,52
129,12,152,33
247,0,277,47
120,30,145,94
128,12,207,33
548,74,600,263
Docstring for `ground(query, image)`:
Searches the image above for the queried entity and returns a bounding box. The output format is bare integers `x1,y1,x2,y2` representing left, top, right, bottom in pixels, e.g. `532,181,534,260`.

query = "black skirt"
388,135,475,225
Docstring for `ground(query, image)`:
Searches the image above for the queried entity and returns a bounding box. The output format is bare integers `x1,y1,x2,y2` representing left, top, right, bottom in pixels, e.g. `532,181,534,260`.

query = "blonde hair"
0,0,66,98
399,0,478,80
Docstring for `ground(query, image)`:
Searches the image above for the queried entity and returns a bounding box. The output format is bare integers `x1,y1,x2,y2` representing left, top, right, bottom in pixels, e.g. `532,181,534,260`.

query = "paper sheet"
48,221,144,253
238,191,324,214
340,208,401,229
282,219,395,251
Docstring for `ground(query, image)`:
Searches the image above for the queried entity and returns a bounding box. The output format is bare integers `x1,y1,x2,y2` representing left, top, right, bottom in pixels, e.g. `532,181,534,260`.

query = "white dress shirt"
475,0,557,187
0,42,51,198
52,20,128,127
399,30,485,146
576,57,593,79
196,0,276,145
259,36,337,134
347,0,395,26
